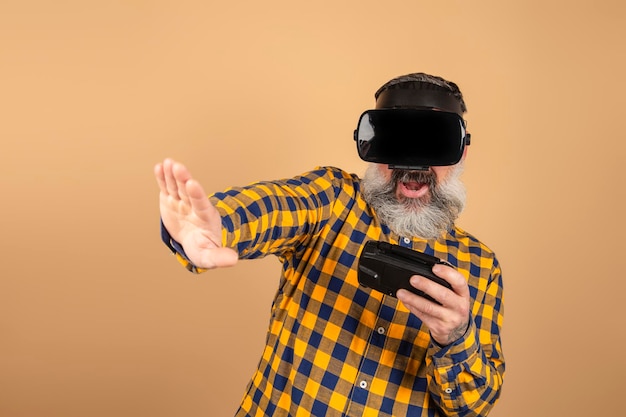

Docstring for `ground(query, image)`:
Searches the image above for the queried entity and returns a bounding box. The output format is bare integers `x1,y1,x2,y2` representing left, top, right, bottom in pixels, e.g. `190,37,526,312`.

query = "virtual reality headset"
354,109,471,170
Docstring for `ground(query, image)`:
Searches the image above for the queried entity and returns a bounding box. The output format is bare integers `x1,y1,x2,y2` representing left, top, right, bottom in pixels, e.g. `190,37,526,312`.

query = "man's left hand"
397,264,470,346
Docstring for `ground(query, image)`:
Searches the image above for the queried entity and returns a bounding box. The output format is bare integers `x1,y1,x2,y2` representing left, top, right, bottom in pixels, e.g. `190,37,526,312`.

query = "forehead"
375,87,463,116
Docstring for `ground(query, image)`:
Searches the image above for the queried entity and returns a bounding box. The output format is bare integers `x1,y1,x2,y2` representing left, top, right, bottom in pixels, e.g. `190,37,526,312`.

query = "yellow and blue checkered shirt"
162,166,505,416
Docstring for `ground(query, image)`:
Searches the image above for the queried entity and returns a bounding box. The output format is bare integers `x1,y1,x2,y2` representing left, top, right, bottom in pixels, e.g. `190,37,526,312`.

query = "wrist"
431,318,470,348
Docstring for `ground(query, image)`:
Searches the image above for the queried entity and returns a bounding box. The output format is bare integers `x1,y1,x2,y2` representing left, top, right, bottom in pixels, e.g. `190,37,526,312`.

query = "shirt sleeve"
160,167,345,272
426,259,505,416
209,167,343,259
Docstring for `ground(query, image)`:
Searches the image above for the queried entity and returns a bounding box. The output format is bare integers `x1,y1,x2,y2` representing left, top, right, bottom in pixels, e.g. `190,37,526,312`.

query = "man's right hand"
154,158,238,269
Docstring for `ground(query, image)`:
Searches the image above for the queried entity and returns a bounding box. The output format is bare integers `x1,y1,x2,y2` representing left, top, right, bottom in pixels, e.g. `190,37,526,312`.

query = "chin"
395,191,431,207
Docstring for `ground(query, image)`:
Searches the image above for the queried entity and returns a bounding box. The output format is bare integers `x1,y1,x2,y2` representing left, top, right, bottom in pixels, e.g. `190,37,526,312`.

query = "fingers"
184,178,215,219
163,158,180,198
154,161,167,194
397,264,471,345
408,265,469,307
432,264,470,298
172,162,193,206
396,265,469,318
155,158,194,206
397,288,445,319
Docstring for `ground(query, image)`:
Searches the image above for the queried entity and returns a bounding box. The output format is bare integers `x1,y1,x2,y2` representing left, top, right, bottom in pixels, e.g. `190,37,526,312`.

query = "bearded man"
155,72,505,417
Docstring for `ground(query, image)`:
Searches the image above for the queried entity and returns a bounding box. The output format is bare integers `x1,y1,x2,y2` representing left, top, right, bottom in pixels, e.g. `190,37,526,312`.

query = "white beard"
361,164,466,239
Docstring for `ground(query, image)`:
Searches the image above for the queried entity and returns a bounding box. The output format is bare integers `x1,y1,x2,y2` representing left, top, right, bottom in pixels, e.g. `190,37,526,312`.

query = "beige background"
1,1,624,416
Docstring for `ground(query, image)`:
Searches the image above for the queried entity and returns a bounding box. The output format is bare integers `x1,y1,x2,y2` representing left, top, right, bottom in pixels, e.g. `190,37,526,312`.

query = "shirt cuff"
429,316,479,365
160,220,190,258
160,220,206,274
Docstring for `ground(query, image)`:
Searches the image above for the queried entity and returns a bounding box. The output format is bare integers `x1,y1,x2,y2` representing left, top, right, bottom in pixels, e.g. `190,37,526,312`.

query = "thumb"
198,246,240,269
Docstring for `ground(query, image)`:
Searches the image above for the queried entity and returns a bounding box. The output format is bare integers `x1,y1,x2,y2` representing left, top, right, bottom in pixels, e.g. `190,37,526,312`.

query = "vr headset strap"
375,88,463,116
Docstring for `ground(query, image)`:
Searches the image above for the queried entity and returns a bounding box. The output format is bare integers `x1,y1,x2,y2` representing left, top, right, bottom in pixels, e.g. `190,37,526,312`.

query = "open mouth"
392,169,436,200
397,181,429,199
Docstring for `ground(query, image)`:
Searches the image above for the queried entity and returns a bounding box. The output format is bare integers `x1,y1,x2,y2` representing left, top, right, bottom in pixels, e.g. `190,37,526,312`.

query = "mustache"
391,169,437,188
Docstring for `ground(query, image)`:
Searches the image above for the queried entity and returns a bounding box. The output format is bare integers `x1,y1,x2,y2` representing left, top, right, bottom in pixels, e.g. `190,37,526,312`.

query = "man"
155,73,505,416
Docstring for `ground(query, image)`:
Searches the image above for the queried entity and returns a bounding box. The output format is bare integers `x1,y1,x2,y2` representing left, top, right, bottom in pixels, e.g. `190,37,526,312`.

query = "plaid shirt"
162,166,505,417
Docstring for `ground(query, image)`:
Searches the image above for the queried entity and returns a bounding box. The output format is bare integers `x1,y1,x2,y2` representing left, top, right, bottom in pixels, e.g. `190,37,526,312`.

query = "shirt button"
444,388,453,394
377,327,386,335
359,380,368,389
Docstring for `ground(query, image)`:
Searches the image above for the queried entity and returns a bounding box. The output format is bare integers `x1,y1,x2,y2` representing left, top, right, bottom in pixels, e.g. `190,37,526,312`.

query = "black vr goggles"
354,109,471,171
